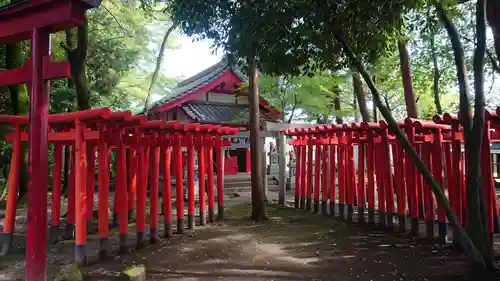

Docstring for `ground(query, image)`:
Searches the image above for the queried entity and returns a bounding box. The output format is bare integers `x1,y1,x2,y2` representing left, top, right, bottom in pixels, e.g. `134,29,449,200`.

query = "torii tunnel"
286,109,500,242
0,107,237,270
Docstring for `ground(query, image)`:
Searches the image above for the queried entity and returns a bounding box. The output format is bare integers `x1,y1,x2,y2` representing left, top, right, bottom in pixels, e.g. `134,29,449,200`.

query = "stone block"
118,265,146,281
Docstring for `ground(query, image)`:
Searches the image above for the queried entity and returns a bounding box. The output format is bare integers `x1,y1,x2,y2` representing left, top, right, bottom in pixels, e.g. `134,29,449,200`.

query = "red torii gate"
285,109,500,244
0,1,102,280
0,107,237,267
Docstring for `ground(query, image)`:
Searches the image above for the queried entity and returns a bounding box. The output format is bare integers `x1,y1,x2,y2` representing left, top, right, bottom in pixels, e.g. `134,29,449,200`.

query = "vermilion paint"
162,143,173,237
187,133,196,229
306,136,314,211
150,137,160,241
98,124,109,255
321,143,328,214
329,142,337,217
174,133,185,233
197,139,206,224
313,139,321,213
300,135,307,210
51,143,63,241
74,120,87,264
357,142,366,222
215,135,224,219
294,143,302,209
86,144,95,226
1,124,22,251
206,146,215,222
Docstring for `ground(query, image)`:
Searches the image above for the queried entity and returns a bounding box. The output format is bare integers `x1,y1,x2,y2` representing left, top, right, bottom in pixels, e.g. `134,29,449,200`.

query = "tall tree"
248,61,267,221
398,40,419,118
352,72,371,121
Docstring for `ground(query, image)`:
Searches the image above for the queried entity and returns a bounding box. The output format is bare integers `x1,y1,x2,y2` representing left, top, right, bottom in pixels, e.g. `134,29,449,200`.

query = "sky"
162,33,223,79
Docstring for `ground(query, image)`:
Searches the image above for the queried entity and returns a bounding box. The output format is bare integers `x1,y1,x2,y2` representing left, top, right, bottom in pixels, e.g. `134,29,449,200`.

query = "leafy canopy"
169,0,422,75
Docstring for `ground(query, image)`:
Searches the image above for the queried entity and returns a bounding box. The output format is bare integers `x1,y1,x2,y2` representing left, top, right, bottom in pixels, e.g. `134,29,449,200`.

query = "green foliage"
169,0,420,76
48,0,177,112
260,73,356,123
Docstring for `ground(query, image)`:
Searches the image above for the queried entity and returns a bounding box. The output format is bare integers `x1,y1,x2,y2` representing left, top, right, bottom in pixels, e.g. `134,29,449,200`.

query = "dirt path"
84,203,469,281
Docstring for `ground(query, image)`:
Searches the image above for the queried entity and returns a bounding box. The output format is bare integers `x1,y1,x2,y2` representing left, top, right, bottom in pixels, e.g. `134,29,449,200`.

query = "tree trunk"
471,0,496,267
398,40,419,118
429,31,443,115
286,92,297,123
352,72,370,122
435,1,496,270
486,0,500,65
64,12,91,110
333,86,343,124
144,24,176,113
353,88,360,122
334,31,487,270
248,58,267,222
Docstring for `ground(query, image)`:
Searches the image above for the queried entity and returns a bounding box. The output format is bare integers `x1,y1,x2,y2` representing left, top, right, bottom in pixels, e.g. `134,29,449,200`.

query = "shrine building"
146,60,283,175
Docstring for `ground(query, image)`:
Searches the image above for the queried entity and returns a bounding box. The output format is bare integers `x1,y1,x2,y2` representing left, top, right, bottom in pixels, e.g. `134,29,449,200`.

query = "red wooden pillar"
197,134,207,225
186,133,196,229
50,142,63,244
357,140,366,223
337,132,346,218
306,133,314,211
115,139,129,251
313,134,321,214
450,124,463,225
162,135,173,238
128,149,137,218
86,144,95,232
136,142,147,247
206,141,215,222
98,124,110,257
415,143,424,219
25,29,51,281
174,133,185,233
293,138,302,209
329,135,337,217
65,149,76,239
365,129,375,224
150,133,160,243
74,120,88,265
393,142,407,232
245,148,251,174
480,120,497,234
432,128,446,242
444,141,454,226
300,134,307,210
321,140,329,215
381,128,394,228
0,124,22,255
374,141,386,227
215,134,224,219
345,129,355,221
405,121,419,235
422,142,434,239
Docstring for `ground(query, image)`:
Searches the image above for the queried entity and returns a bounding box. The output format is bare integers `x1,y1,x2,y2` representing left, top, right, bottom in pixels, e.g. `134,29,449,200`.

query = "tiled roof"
182,101,280,124
150,60,247,110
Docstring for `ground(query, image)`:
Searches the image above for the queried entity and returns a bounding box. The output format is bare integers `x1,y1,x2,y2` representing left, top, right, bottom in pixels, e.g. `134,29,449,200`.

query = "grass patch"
225,203,349,246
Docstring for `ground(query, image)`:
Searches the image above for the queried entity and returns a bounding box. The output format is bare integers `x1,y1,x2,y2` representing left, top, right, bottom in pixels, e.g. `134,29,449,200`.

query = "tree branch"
460,34,500,74
144,24,177,113
435,0,472,133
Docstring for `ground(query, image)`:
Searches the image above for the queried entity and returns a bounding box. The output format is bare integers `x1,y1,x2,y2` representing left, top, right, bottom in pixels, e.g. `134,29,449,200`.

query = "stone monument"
286,149,296,190
267,141,279,175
